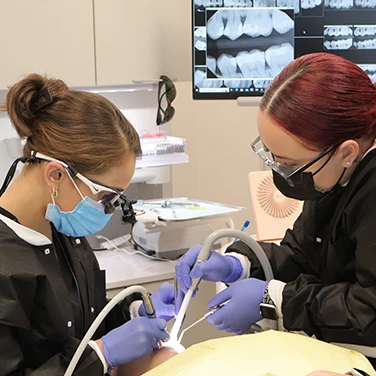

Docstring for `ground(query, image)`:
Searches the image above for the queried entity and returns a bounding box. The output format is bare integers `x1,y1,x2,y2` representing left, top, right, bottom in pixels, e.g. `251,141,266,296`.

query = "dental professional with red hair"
176,53,376,367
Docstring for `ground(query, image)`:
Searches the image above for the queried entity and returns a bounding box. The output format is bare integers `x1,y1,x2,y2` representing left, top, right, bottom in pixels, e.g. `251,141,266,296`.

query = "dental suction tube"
170,229,275,340
64,286,155,376
192,229,274,291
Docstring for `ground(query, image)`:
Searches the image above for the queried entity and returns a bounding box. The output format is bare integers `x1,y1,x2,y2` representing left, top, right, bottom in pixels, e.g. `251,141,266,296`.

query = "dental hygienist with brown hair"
0,74,180,375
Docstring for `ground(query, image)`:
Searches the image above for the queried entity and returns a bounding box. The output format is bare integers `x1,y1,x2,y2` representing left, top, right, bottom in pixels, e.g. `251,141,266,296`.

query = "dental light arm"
64,286,155,376
170,229,274,340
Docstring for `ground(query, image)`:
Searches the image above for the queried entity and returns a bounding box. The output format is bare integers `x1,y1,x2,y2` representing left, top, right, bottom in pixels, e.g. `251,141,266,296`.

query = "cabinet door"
94,0,191,85
0,0,96,89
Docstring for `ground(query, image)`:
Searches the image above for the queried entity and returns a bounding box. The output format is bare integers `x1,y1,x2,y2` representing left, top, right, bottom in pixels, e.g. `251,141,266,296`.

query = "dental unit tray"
133,197,245,222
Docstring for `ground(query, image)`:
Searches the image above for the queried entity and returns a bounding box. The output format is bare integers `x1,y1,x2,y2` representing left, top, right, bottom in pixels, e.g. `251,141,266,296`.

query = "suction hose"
64,285,155,376
170,229,275,340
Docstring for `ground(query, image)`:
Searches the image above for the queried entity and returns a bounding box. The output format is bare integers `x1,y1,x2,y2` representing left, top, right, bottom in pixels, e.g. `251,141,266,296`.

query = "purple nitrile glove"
207,278,267,335
175,244,243,293
102,317,169,368
138,282,184,321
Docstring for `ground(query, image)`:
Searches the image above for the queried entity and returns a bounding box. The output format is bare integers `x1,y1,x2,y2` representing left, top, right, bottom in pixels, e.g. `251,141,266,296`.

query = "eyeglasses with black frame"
34,152,130,214
156,75,176,126
250,136,338,186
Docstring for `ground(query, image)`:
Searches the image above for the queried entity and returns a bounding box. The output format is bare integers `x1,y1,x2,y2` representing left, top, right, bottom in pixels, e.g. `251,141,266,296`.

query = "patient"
110,344,370,376
112,353,361,376
112,346,179,376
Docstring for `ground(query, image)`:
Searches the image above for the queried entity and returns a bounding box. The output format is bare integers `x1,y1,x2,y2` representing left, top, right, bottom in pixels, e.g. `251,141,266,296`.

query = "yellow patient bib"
144,330,376,376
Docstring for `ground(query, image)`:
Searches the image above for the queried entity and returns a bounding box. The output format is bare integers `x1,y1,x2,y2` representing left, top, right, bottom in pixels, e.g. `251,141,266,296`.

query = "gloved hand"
207,278,267,335
175,244,243,293
102,317,169,368
138,282,184,321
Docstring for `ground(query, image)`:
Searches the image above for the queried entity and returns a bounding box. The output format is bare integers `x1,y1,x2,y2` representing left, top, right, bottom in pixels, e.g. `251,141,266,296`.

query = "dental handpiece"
141,292,156,318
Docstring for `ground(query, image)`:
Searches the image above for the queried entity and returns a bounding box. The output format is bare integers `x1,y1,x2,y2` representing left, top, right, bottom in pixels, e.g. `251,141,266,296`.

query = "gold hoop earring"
51,188,59,199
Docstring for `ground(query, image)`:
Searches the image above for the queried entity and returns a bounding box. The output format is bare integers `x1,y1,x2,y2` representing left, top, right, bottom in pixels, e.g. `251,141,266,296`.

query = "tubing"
64,285,152,376
174,229,275,338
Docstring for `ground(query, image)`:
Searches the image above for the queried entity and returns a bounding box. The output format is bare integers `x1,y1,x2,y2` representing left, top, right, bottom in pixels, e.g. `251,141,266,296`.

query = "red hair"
260,53,376,151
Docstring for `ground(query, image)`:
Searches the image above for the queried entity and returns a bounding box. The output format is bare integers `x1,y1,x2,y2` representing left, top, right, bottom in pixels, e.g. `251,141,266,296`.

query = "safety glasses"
250,136,338,186
156,75,176,125
34,152,127,214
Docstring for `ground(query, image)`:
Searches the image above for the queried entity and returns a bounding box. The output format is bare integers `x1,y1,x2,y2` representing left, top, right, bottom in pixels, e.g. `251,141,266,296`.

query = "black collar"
0,206,19,223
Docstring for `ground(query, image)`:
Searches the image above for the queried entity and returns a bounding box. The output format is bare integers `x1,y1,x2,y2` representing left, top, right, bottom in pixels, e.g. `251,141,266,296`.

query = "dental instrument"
177,304,226,344
232,219,250,244
174,274,179,309
170,228,276,341
64,286,156,376
136,200,201,208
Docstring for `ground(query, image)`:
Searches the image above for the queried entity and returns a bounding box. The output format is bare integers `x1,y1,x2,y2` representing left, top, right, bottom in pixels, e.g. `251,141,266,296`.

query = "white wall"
171,82,263,232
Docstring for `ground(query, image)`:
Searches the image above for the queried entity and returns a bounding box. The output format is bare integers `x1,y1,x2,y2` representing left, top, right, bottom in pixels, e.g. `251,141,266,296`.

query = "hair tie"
30,88,54,114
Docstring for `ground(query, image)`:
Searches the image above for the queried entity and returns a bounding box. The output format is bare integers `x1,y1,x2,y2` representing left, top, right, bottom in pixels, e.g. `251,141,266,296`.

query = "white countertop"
94,247,176,290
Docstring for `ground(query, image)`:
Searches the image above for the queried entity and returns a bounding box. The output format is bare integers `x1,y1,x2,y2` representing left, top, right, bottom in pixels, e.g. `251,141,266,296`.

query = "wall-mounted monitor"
192,0,376,100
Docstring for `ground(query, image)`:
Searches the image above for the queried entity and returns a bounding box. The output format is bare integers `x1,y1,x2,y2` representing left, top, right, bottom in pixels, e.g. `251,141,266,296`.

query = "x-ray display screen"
192,0,376,99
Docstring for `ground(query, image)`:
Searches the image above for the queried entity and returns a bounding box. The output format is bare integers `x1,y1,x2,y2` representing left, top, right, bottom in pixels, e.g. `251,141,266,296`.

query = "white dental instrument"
177,304,225,344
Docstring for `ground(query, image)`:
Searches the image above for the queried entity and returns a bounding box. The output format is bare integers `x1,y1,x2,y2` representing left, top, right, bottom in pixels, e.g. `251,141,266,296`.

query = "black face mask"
272,168,347,201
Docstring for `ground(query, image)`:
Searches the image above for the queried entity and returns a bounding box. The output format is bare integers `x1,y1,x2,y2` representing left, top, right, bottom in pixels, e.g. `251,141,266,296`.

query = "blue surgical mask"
45,197,112,237
45,174,113,237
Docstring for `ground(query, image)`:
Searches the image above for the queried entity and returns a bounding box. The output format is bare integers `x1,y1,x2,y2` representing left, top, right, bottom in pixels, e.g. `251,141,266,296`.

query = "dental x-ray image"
253,79,272,89
301,0,324,16
324,26,353,50
192,0,376,99
195,67,224,88
301,0,322,9
206,9,294,79
224,79,253,88
277,0,300,13
194,0,254,8
194,0,223,7
194,27,207,50
353,25,376,49
358,64,376,83
323,25,376,49
354,0,376,8
254,0,276,7
324,0,353,9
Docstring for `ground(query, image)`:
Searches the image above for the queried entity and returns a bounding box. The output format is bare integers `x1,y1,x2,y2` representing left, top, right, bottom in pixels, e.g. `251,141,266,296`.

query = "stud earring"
345,161,351,167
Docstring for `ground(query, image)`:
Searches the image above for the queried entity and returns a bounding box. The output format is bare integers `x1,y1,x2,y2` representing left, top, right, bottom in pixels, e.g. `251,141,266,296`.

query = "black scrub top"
0,207,133,375
227,148,376,348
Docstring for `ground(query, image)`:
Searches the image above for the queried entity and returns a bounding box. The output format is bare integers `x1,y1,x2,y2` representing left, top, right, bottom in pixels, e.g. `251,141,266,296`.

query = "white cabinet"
93,0,191,85
0,0,96,88
0,1,191,88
